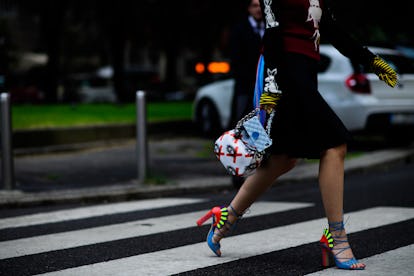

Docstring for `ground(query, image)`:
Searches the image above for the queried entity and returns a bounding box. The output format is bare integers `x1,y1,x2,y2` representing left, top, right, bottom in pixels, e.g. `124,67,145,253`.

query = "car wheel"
196,99,222,137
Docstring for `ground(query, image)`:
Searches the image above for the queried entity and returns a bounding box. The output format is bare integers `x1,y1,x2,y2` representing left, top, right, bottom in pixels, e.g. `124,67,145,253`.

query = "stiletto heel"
197,205,242,257
196,206,223,227
319,221,365,270
320,244,330,267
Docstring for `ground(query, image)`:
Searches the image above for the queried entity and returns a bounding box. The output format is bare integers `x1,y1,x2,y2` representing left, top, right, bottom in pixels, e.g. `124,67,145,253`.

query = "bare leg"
231,155,296,212
319,144,346,222
213,154,296,242
319,144,365,269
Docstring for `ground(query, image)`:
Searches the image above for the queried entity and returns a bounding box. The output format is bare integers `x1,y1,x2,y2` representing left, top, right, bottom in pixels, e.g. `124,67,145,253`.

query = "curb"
0,177,233,208
1,148,413,208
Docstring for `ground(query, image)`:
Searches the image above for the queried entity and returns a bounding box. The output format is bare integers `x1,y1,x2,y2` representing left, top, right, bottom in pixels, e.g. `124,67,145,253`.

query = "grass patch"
305,151,364,163
346,151,364,159
196,141,215,158
11,102,193,130
145,171,168,185
44,173,60,181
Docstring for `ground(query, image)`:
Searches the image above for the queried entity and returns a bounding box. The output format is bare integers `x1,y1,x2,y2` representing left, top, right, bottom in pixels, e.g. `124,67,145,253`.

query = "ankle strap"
328,220,344,232
228,205,243,218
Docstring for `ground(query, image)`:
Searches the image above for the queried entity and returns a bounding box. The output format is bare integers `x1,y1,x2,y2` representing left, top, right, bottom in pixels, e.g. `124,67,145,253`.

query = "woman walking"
197,0,397,270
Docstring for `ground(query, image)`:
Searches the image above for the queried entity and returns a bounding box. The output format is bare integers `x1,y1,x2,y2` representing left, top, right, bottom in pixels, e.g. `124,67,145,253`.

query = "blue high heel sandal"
320,221,365,270
197,205,242,257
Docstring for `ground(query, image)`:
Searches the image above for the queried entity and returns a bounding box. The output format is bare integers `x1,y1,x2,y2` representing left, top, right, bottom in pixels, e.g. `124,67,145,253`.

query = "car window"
318,54,331,73
375,54,414,74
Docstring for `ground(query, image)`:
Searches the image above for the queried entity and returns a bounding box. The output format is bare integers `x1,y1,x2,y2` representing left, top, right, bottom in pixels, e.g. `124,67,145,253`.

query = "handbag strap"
235,108,275,137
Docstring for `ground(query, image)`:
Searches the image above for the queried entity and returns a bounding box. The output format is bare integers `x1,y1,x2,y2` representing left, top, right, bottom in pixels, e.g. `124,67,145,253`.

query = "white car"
193,45,414,143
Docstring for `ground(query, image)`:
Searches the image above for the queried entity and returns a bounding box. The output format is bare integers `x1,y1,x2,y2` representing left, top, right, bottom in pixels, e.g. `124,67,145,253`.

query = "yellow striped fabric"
371,56,398,88
259,92,282,113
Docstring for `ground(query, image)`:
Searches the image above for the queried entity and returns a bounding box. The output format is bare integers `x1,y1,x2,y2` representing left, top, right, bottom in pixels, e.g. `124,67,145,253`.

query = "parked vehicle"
65,66,163,103
7,67,46,104
193,45,414,144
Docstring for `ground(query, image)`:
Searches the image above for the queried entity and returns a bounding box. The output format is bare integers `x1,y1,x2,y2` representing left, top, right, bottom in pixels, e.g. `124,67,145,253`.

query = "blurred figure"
230,0,264,125
229,0,264,189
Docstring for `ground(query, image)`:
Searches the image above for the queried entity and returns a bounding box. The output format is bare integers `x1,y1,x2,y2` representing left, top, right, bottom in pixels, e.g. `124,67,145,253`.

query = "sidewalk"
1,137,414,208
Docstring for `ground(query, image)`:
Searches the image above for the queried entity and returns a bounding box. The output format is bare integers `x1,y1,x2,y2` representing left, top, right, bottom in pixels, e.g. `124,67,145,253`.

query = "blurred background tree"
0,0,411,104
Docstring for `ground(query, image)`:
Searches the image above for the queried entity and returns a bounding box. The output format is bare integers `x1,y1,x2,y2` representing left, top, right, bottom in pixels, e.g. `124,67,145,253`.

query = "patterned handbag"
214,108,275,177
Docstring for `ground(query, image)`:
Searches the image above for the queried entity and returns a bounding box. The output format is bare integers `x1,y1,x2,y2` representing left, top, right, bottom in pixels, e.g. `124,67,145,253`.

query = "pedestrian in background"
198,0,397,270
230,0,264,126
229,0,265,189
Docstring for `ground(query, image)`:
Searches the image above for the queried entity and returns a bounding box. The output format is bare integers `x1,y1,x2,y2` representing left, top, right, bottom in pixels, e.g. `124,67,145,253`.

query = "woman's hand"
371,56,398,88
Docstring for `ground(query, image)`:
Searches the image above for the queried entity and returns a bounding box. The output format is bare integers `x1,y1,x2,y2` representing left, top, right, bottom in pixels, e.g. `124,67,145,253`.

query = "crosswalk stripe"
0,201,312,259
36,207,414,276
306,244,414,276
0,198,205,230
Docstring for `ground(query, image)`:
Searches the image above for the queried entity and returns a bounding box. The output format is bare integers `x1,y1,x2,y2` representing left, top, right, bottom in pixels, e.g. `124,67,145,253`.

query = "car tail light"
345,73,371,94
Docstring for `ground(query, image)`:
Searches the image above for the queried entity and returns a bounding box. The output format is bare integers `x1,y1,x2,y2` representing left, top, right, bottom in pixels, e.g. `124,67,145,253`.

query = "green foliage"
196,141,215,159
11,102,193,130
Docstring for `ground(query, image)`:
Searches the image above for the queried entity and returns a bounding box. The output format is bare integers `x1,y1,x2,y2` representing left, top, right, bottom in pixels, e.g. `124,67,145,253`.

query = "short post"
136,90,147,184
1,92,15,190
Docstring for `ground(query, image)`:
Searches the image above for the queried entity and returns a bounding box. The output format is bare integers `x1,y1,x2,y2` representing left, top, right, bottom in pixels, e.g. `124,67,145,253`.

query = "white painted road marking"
0,197,205,230
36,207,414,276
0,201,312,259
306,244,414,276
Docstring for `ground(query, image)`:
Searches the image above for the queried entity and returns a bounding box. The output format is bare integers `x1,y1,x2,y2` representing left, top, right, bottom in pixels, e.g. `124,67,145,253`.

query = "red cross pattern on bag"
226,145,243,163
219,130,240,144
230,132,240,144
245,152,254,159
218,130,231,141
214,144,225,160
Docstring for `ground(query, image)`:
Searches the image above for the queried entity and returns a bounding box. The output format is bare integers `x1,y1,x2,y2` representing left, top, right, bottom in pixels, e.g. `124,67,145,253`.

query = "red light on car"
195,63,205,74
207,62,230,74
194,61,230,74
345,73,371,94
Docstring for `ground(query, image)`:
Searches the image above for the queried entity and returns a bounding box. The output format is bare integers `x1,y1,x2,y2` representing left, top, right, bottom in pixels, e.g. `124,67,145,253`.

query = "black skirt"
267,53,352,159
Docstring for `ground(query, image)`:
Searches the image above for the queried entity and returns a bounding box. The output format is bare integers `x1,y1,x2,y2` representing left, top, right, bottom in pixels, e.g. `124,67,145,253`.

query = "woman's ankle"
329,227,346,237
212,206,242,243
328,220,345,233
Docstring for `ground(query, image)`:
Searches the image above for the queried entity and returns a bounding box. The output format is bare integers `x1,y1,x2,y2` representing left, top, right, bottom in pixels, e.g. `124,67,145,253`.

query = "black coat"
229,18,263,123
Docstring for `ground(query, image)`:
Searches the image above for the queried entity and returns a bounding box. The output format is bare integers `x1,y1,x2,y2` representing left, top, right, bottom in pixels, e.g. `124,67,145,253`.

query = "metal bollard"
136,90,148,184
1,93,15,190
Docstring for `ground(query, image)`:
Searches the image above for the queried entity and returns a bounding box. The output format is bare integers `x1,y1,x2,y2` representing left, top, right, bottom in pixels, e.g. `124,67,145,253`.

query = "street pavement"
1,136,414,208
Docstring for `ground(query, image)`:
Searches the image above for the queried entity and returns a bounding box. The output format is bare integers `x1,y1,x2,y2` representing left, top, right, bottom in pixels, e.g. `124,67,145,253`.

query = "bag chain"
235,108,275,136
234,108,275,160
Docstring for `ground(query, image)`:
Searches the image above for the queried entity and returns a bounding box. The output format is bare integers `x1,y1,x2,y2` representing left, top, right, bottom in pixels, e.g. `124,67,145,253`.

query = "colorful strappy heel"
320,221,365,270
196,205,242,257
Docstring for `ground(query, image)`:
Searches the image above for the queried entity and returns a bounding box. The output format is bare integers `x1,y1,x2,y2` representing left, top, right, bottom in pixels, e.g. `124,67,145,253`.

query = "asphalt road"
11,132,411,193
0,160,413,275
